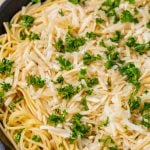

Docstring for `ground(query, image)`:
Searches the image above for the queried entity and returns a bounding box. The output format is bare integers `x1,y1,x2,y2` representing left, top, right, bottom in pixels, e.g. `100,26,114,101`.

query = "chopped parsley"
31,0,41,3
110,31,122,43
0,91,4,105
86,32,100,39
85,88,93,95
71,113,91,139
104,51,120,69
81,97,89,110
65,33,86,52
98,136,114,146
55,38,65,52
28,75,46,88
0,58,14,75
128,94,141,113
99,117,109,128
0,82,12,92
121,10,138,23
125,0,135,4
134,42,150,54
56,56,73,70
47,111,67,126
8,96,23,110
146,21,150,29
68,0,86,5
56,33,86,52
141,102,150,128
20,32,27,40
58,9,64,16
79,68,87,81
32,135,41,142
126,37,150,54
86,77,99,87
126,37,136,47
20,15,35,28
57,84,79,99
14,129,23,143
56,76,64,84
28,32,40,40
119,63,141,88
109,146,118,150
83,52,102,65
102,0,120,9
96,18,105,24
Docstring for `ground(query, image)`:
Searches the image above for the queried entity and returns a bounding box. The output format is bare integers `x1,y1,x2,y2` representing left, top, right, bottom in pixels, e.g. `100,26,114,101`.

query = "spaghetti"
0,0,150,149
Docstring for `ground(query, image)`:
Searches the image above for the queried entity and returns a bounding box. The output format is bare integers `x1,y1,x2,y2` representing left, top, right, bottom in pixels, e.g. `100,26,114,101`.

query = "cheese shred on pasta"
0,0,150,150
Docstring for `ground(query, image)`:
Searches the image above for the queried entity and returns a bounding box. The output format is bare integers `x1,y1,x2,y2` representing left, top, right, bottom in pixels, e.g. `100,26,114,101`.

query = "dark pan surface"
0,0,30,34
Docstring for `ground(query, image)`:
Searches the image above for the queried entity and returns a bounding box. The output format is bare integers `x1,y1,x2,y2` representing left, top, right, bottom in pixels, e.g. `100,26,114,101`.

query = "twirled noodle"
0,0,150,150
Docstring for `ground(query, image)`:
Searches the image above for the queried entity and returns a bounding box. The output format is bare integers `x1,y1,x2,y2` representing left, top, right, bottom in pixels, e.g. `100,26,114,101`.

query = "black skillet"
0,0,45,149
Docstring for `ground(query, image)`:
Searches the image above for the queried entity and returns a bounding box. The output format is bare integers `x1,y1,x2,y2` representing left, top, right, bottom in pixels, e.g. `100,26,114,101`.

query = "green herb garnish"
71,113,91,139
56,56,73,70
146,21,150,29
119,63,140,88
110,31,122,43
32,135,41,142
58,9,64,16
20,32,27,40
83,52,101,65
21,15,35,28
0,82,12,92
121,10,138,23
28,75,46,88
99,117,109,128
96,18,105,24
86,32,100,39
28,32,40,40
0,58,14,75
79,68,87,81
81,97,89,110
14,129,23,143
86,77,99,87
57,84,79,99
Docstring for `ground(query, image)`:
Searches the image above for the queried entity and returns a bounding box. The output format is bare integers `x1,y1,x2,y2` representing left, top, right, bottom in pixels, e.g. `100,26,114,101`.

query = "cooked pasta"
0,0,150,150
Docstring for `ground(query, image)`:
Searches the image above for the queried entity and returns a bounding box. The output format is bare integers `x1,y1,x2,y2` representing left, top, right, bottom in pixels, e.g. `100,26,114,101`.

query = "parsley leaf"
58,9,64,16
1,82,12,92
68,0,86,5
86,77,99,87
56,76,64,84
20,15,35,28
81,97,89,110
0,58,14,75
20,32,27,40
57,84,79,99
83,52,101,65
55,38,65,52
86,32,100,39
110,31,122,42
65,33,86,52
56,56,73,70
119,63,141,88
146,21,150,29
71,113,91,139
121,10,138,23
28,32,40,40
126,37,136,47
128,94,141,113
0,91,4,106
99,117,109,128
134,42,150,54
104,51,120,69
28,75,46,88
125,0,135,4
96,18,105,24
32,135,41,142
98,136,114,146
102,0,120,9
14,129,23,143
141,102,150,128
79,68,87,81
47,113,66,126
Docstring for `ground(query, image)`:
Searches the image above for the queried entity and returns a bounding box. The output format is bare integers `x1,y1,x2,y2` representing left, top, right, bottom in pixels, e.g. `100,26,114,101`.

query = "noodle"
0,0,150,149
